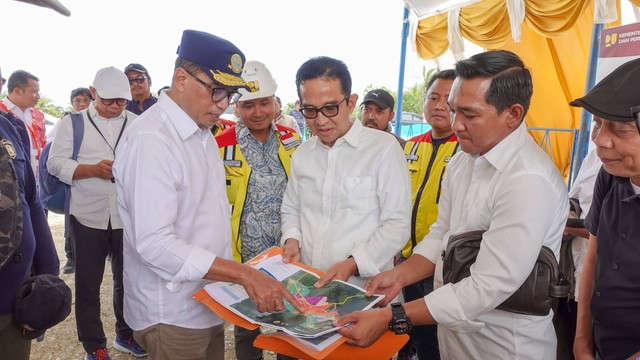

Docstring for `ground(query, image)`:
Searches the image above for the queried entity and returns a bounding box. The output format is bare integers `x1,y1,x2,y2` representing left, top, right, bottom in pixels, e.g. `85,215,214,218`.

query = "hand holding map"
204,250,384,339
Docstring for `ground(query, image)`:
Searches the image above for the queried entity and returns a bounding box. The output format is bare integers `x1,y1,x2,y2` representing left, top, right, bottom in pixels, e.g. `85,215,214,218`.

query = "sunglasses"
128,76,147,85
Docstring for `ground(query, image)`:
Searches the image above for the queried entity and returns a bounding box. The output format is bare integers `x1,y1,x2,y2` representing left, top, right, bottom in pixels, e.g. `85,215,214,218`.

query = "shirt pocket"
339,176,373,214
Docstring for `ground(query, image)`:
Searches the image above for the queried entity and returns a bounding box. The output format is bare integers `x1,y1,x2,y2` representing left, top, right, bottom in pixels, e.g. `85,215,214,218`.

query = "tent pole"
572,23,604,182
394,6,410,137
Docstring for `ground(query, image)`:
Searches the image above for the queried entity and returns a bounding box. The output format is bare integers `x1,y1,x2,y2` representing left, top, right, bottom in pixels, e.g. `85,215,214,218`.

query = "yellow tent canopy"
411,0,629,176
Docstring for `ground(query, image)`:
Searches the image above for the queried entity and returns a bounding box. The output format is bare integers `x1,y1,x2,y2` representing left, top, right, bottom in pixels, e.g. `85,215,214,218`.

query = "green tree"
37,96,68,118
357,66,438,118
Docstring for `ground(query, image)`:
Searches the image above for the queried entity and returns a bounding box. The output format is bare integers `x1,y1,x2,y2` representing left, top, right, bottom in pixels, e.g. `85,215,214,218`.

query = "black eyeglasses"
100,98,128,106
184,69,241,104
128,76,147,85
300,96,349,119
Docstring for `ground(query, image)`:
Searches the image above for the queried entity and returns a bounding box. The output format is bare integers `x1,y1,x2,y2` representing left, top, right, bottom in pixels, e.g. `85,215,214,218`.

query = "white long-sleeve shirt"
280,120,411,287
47,104,134,229
113,93,232,330
414,122,568,359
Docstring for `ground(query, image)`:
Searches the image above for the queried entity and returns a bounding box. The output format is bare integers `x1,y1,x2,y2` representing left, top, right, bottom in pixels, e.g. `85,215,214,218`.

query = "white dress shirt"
47,103,134,230
113,93,232,330
280,120,411,287
3,98,38,178
568,148,601,298
413,122,568,359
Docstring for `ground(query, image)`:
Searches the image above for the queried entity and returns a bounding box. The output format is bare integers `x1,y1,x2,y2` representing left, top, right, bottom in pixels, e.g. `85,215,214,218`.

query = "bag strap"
70,113,84,161
64,113,85,238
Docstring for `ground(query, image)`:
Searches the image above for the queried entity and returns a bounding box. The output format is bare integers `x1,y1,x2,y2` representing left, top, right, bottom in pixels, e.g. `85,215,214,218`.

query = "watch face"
392,319,411,335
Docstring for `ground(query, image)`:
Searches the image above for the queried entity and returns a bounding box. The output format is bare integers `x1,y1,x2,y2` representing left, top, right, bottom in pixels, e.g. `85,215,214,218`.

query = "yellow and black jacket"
215,124,301,262
402,131,459,259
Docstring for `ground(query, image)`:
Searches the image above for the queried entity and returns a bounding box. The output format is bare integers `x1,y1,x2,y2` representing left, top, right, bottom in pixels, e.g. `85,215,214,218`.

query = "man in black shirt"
570,58,640,360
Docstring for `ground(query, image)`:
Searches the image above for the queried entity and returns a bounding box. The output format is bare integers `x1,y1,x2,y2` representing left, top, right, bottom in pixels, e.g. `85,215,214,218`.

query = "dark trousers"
401,276,440,360
554,298,577,360
71,215,132,353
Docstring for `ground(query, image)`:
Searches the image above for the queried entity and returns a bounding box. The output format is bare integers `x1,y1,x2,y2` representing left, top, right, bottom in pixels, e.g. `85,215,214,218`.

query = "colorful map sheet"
204,253,384,339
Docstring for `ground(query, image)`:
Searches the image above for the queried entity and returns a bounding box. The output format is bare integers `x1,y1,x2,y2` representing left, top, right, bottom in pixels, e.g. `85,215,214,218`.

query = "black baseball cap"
124,63,150,79
13,274,72,339
570,57,640,122
362,89,395,110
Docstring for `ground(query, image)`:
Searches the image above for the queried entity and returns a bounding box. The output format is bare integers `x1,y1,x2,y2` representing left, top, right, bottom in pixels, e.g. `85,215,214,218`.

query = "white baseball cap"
238,60,277,102
92,66,132,100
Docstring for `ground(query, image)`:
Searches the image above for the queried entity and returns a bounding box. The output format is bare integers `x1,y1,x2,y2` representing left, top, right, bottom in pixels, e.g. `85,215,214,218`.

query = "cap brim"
21,328,46,340
361,99,390,110
570,98,635,122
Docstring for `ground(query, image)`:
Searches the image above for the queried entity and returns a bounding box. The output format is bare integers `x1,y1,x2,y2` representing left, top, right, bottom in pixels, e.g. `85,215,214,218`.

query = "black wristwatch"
388,302,412,335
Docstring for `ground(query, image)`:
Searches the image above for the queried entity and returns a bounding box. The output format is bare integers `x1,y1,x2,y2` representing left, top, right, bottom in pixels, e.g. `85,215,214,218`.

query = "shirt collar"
157,92,200,141
236,119,276,141
310,118,359,150
480,121,527,171
87,102,126,122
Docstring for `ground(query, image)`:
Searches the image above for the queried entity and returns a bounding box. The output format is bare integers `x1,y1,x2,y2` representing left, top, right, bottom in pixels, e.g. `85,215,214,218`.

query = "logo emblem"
229,54,243,74
605,33,617,47
1,139,16,159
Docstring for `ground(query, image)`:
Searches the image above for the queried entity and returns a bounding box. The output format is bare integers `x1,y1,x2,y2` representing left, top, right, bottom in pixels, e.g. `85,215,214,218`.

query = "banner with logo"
597,22,640,82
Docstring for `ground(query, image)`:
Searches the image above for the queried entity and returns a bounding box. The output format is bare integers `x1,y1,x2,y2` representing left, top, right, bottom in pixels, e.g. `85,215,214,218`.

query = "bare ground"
30,213,278,360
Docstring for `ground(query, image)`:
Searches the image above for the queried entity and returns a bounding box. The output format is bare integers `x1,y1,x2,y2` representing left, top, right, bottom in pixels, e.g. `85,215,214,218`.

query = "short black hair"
295,56,352,101
426,69,456,93
8,70,39,93
69,87,93,102
454,50,533,118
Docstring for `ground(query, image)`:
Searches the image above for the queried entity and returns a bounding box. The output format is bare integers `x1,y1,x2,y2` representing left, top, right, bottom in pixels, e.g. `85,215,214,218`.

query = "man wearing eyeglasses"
124,63,157,115
571,58,640,360
113,30,303,360
48,67,143,360
280,56,411,292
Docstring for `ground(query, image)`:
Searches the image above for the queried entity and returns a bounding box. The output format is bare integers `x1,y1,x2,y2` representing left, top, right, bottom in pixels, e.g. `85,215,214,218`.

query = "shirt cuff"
60,162,79,185
280,228,302,247
350,246,380,279
425,283,485,333
166,248,217,293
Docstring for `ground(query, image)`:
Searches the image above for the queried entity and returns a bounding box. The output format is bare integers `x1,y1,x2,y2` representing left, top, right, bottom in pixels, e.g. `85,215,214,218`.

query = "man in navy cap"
114,30,302,360
124,63,157,115
571,58,640,360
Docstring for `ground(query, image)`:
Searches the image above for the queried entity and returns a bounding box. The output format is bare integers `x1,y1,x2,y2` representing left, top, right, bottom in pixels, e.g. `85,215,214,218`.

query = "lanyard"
86,111,128,156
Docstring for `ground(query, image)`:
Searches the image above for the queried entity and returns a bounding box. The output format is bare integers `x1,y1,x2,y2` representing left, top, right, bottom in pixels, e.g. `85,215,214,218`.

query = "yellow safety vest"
401,131,459,259
216,124,301,262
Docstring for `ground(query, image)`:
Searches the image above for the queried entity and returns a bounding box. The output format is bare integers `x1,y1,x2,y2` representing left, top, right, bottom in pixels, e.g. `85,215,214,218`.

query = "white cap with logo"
92,66,132,100
238,60,277,102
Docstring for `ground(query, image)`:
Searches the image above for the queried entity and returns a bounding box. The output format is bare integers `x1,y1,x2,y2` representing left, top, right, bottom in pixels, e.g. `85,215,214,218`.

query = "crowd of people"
0,27,638,360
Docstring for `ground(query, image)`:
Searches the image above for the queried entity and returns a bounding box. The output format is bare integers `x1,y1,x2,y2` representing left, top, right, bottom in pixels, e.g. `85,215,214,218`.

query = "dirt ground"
29,213,278,360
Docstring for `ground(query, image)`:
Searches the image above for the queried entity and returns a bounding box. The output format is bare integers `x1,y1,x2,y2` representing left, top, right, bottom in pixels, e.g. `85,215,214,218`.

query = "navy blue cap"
176,30,247,89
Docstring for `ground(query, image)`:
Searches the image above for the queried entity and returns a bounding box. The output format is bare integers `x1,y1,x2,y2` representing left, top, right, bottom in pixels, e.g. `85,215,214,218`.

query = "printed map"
230,269,382,338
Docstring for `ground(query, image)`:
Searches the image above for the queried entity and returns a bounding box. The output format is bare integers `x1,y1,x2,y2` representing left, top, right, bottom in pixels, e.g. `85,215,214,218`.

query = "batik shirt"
236,121,287,261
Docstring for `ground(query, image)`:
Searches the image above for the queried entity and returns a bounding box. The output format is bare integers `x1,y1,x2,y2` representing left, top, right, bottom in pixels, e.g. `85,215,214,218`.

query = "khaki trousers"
133,323,224,360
